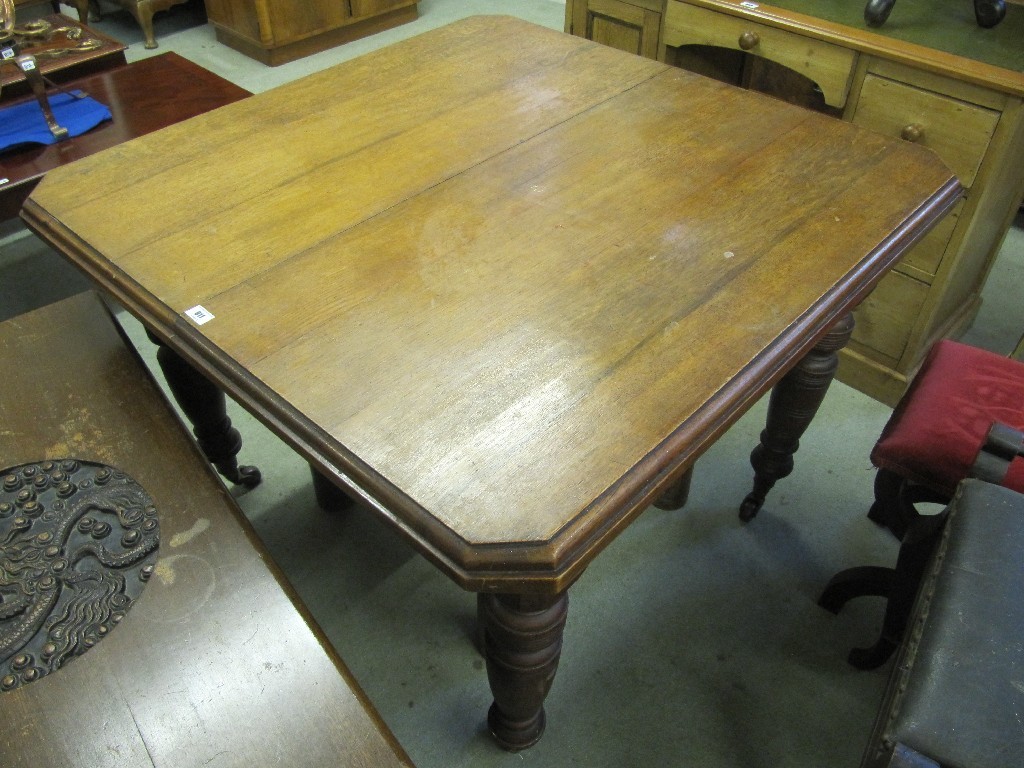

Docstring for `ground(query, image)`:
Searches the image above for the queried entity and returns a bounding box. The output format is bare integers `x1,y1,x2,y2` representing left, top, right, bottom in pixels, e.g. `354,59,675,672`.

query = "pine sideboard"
566,0,1024,405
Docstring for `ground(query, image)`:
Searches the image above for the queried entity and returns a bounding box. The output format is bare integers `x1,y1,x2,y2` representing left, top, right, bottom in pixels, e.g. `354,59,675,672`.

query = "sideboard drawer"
895,198,963,282
851,74,999,189
851,270,929,364
663,1,856,108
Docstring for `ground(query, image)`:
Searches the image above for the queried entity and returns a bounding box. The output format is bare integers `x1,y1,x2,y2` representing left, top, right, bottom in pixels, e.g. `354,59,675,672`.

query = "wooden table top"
22,16,960,592
1,53,250,221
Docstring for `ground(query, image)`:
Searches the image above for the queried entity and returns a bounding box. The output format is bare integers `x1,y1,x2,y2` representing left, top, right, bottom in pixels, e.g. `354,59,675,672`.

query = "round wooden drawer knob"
738,31,760,50
900,123,925,143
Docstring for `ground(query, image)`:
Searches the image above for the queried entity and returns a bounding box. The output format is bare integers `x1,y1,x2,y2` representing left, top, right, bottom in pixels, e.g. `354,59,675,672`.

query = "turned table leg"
739,313,854,521
310,466,356,512
654,466,694,511
478,591,568,751
147,332,261,488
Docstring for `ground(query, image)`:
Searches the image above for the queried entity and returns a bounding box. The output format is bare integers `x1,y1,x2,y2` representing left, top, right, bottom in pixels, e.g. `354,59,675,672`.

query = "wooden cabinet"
567,0,1024,405
565,0,664,59
204,0,418,66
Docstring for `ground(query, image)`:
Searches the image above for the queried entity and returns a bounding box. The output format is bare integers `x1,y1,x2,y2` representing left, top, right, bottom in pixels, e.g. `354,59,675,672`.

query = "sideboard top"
746,0,1023,73
679,0,1024,95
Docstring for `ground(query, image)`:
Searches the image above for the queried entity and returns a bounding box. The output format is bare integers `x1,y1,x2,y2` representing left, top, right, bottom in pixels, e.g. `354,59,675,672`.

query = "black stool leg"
819,562,900,668
819,566,894,614
867,468,905,535
868,469,948,540
820,512,947,670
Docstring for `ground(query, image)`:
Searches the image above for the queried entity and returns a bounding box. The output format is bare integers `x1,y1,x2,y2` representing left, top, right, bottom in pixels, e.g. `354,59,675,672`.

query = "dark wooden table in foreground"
22,15,960,751
0,292,414,768
1,52,249,221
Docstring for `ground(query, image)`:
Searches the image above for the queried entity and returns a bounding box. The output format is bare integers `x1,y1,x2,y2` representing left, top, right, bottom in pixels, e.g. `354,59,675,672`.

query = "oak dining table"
21,15,960,751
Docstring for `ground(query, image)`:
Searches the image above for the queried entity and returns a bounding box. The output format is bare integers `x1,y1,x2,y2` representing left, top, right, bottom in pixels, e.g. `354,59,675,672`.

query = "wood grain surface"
22,16,960,591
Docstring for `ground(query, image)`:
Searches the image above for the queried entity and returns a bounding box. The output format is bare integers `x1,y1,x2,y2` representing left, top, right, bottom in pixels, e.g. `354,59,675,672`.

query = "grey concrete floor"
2,1,1023,765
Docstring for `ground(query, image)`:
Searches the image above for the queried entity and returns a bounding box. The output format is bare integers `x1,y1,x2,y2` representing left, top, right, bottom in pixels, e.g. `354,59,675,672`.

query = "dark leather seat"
859,479,1024,768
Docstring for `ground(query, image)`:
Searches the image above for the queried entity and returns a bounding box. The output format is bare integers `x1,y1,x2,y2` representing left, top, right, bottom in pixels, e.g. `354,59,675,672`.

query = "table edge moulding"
566,0,1024,406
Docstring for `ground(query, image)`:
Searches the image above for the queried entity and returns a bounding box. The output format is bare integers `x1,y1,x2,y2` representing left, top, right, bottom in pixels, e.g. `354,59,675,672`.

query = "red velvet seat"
872,339,1024,499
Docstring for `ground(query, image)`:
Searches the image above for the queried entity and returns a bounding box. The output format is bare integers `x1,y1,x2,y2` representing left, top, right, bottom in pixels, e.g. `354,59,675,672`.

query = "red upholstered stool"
869,339,1024,538
819,339,1024,669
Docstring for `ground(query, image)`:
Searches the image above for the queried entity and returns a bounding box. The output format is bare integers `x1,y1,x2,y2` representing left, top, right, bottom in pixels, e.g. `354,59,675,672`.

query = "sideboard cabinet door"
351,0,408,16
565,0,663,59
266,0,348,45
205,0,418,65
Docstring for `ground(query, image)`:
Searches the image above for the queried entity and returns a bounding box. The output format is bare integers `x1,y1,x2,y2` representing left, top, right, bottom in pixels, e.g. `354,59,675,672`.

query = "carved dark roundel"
0,460,160,692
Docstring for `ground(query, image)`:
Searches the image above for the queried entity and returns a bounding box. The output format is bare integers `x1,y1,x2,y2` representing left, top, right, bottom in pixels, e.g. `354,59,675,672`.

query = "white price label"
18,59,36,72
184,305,215,325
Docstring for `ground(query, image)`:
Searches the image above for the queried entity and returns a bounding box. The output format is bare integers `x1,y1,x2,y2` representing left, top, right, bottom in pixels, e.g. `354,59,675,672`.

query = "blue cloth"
0,90,112,152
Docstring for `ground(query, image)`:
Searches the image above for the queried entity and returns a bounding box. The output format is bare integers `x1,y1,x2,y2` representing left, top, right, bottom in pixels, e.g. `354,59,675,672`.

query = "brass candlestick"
0,0,69,141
